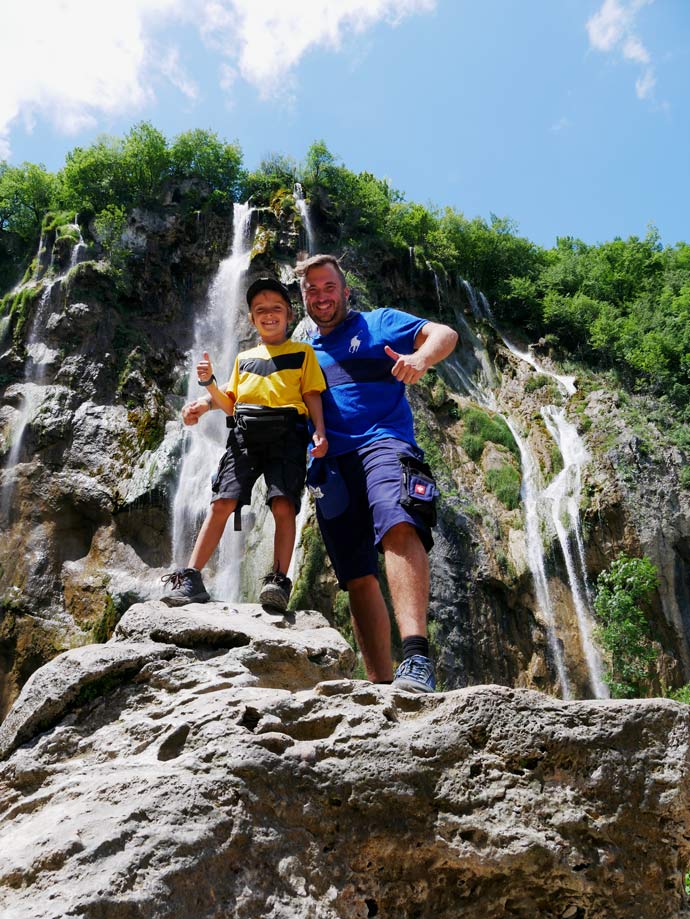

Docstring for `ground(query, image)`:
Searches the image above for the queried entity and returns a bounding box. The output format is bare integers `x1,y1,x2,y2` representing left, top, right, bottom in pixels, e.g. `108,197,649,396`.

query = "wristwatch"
198,374,217,387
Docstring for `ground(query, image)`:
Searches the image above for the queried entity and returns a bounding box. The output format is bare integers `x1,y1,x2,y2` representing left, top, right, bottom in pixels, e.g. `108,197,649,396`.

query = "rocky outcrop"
1,603,689,919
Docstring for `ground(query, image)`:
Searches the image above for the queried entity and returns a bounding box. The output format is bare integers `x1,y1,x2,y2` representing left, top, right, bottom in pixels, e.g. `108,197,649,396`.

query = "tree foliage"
593,555,660,698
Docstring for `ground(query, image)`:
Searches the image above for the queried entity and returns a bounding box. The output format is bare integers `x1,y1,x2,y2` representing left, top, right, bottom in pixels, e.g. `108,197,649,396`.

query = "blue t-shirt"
306,308,427,456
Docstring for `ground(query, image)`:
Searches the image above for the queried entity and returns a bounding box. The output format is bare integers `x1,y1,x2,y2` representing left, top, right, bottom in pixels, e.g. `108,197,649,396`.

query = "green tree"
594,555,660,698
0,162,57,240
121,122,170,205
169,128,243,199
59,135,126,212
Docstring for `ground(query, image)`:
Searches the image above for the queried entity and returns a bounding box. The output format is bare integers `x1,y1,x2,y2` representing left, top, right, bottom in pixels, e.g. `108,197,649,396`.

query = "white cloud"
0,0,436,158
586,0,656,101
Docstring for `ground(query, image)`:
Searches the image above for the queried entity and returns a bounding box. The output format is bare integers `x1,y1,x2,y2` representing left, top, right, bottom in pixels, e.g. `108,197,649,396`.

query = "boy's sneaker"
160,568,210,606
259,570,292,613
392,655,436,693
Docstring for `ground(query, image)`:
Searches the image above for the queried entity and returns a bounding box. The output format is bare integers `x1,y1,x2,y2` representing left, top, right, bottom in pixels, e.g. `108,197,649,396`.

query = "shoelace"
402,657,432,679
161,571,185,590
262,571,289,588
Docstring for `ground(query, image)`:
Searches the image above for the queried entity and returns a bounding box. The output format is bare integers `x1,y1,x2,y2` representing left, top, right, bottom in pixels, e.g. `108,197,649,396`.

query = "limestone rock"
0,604,689,919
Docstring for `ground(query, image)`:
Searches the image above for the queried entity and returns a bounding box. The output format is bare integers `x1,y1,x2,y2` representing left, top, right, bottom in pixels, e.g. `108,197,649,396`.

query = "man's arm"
384,321,458,385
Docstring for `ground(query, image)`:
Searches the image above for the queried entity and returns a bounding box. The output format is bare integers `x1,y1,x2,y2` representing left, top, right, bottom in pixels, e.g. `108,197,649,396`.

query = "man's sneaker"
259,570,292,613
392,655,436,693
160,568,210,606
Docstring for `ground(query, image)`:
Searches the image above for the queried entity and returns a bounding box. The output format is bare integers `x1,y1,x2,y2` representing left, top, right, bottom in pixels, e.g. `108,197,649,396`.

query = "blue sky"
3,0,688,249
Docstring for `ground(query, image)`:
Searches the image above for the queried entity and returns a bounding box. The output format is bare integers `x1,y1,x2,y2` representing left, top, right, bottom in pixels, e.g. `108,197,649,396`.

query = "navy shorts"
211,423,309,512
315,438,434,589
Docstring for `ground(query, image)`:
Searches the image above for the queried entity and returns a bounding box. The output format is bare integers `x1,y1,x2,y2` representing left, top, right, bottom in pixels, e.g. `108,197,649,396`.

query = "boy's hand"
197,351,214,384
182,399,210,426
310,432,328,458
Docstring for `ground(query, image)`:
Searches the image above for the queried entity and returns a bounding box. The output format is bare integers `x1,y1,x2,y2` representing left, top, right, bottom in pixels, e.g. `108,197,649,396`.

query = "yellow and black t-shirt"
225,340,326,417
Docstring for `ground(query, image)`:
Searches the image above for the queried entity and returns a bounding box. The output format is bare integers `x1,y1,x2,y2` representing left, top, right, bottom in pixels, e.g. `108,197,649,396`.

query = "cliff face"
0,190,689,713
1,602,689,919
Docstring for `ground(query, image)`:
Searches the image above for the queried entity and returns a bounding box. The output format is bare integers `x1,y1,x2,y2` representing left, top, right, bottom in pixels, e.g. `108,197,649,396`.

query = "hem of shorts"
210,492,243,504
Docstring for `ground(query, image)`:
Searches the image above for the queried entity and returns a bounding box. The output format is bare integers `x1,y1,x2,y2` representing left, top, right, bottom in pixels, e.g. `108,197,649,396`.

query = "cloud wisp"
0,0,436,159
586,0,657,100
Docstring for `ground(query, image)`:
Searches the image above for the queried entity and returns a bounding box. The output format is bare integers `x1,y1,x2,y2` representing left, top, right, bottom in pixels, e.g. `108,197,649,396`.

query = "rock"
0,608,688,918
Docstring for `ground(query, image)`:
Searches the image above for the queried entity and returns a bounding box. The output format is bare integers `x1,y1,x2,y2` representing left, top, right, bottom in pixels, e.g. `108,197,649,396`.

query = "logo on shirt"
349,334,362,354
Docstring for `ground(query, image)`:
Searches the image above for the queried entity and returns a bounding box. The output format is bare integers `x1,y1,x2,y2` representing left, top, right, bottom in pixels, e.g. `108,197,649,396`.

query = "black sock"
402,635,429,661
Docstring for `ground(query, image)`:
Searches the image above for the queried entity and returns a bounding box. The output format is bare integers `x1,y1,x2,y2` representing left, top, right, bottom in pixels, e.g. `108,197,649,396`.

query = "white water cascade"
447,282,607,698
170,202,254,600
294,183,315,255
1,227,83,519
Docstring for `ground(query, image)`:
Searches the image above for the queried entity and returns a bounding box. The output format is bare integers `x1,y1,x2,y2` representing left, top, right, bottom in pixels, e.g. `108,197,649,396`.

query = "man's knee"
346,574,379,599
381,520,421,551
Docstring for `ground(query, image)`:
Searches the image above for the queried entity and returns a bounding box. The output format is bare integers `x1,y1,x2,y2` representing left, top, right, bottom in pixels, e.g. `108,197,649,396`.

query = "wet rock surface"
1,602,689,919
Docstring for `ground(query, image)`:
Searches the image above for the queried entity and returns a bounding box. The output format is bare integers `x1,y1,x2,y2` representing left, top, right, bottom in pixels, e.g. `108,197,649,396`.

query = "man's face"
302,263,350,334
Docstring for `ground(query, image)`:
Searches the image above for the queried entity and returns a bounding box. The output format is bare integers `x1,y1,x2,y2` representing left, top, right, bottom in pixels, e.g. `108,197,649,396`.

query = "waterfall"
1,242,70,519
294,183,315,255
542,406,607,697
447,279,607,698
170,202,253,600
69,217,86,269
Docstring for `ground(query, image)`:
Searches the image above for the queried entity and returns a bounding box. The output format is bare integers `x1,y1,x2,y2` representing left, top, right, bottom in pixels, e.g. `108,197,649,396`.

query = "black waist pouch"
399,454,439,528
229,405,302,448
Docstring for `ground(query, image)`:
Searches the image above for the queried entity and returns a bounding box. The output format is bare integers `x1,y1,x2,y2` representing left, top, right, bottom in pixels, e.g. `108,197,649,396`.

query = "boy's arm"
197,350,236,416
303,390,328,458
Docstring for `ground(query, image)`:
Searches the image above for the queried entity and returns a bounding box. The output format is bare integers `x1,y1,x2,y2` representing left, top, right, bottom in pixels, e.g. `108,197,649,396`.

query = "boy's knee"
271,496,295,520
210,498,236,519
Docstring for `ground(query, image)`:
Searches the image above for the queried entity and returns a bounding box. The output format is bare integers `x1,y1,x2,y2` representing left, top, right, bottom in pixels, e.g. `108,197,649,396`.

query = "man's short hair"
295,254,347,291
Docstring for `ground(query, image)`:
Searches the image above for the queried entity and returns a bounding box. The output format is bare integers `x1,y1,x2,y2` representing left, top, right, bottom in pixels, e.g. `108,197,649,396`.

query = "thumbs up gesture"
384,345,428,385
196,351,214,384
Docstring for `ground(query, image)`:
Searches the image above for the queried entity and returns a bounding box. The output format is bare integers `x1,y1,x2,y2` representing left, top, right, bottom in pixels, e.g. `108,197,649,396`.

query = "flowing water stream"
445,282,607,698
1,221,84,519
170,202,253,600
294,183,315,255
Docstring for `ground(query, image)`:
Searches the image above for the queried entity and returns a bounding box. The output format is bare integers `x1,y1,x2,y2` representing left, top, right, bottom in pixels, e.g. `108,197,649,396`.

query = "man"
296,253,458,693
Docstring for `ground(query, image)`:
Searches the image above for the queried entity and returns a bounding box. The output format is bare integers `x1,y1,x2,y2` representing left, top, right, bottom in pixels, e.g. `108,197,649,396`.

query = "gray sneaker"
160,568,210,606
392,655,436,693
259,570,292,612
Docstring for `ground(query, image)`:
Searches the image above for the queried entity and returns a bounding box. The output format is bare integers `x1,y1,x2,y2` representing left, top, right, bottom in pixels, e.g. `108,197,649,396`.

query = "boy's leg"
270,495,296,574
189,497,237,570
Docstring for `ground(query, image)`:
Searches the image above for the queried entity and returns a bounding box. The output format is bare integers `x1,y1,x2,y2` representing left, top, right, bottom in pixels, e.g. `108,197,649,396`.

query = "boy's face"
249,290,292,344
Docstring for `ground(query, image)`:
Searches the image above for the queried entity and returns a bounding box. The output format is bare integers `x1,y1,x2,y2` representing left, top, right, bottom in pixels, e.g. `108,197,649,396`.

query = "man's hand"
310,431,328,458
181,398,211,426
384,345,429,384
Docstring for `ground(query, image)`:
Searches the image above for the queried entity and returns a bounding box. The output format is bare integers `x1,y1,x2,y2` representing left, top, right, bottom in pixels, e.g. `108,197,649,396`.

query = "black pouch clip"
399,454,439,527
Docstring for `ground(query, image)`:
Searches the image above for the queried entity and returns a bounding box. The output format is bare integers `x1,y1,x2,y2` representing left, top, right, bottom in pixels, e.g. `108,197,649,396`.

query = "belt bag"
230,405,301,448
399,454,439,528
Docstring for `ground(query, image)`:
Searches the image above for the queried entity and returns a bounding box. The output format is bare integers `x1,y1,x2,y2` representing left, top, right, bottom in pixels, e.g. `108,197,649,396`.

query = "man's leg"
346,574,394,682
380,521,430,639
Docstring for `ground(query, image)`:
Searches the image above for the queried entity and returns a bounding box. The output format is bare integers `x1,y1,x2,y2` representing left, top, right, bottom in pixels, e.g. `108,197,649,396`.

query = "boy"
161,276,328,612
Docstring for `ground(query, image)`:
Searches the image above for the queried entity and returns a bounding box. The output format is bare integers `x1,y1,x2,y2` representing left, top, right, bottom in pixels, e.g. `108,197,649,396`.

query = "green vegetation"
593,554,660,699
2,131,689,447
459,406,519,462
485,465,521,510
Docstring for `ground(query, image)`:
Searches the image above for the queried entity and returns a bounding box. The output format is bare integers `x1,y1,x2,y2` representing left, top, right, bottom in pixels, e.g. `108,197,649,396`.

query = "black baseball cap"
245,276,292,309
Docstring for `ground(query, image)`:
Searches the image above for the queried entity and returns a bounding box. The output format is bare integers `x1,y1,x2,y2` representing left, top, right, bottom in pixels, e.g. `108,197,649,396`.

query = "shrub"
593,554,659,698
485,464,521,509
